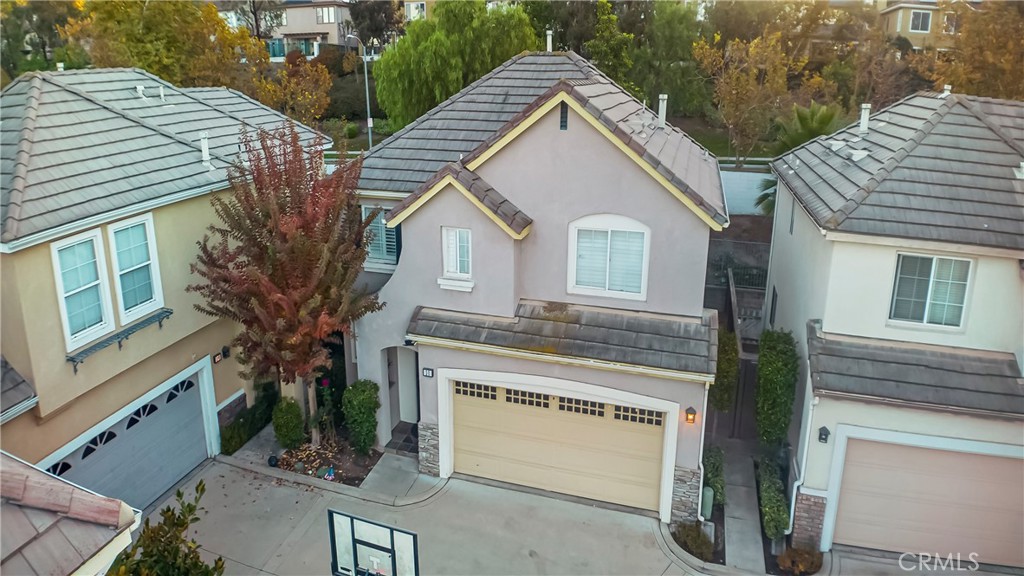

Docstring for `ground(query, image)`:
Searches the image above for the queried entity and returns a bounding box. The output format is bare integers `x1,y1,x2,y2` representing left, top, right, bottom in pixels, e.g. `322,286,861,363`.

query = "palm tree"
756,102,847,215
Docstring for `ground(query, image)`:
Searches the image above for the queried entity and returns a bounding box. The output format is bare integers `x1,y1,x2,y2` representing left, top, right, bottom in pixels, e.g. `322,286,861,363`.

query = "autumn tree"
627,1,708,117
375,0,537,128
188,125,382,446
350,0,404,48
695,32,803,165
251,56,333,126
912,1,1024,100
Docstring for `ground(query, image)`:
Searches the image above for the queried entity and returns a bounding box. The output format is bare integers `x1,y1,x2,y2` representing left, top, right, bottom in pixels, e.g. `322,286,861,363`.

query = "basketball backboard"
328,509,420,576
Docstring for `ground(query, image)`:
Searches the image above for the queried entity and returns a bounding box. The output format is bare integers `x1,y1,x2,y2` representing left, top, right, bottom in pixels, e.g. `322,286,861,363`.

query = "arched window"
567,214,650,300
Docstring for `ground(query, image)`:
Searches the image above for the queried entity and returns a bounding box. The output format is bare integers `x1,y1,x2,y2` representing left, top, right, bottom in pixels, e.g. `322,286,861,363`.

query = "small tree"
342,379,381,455
108,481,224,576
755,330,799,447
584,0,640,98
188,124,382,446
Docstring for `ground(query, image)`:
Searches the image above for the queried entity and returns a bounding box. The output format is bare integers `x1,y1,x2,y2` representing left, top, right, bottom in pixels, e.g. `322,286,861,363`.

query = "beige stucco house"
351,52,729,523
877,0,981,50
765,91,1023,566
0,69,322,510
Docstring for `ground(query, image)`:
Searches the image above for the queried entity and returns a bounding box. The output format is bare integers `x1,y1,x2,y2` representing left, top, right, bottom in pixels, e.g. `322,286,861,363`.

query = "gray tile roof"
361,52,727,226
409,299,719,375
1,69,324,243
1,356,35,415
387,162,532,234
807,320,1024,416
772,92,1024,251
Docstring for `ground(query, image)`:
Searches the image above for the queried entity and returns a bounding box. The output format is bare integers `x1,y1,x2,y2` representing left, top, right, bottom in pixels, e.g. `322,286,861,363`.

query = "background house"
267,0,354,59
764,91,1023,566
351,51,728,524
877,0,980,50
0,69,323,511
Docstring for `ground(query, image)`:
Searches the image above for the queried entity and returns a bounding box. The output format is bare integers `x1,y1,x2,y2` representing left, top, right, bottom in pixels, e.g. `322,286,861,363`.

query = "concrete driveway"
153,460,695,576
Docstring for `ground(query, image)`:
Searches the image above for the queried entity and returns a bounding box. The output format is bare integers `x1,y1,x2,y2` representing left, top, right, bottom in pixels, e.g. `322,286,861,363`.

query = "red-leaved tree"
188,123,382,446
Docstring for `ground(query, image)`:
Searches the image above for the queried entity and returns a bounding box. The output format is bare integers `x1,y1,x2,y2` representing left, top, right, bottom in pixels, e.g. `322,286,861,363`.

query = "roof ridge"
826,96,957,228
953,94,1024,157
1,74,43,242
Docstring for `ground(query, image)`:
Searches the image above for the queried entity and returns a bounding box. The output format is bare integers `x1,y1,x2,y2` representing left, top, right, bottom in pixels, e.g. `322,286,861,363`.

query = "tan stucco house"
351,51,729,523
877,0,982,50
0,69,322,510
765,91,1024,566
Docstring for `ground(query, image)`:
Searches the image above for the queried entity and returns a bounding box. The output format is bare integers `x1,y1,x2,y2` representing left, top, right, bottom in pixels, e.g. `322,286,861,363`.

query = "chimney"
200,132,210,165
546,29,553,52
56,62,64,72
657,94,667,129
941,84,952,97
859,103,871,134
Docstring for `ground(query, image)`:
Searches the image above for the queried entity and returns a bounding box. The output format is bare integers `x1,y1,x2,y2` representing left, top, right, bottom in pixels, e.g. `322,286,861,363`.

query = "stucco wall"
880,6,955,50
804,396,1024,492
0,318,246,463
416,345,707,469
822,241,1023,356
473,104,711,317
1,193,240,417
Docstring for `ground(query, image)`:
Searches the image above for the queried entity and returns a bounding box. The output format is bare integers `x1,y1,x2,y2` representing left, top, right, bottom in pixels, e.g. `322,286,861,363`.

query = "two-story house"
765,92,1023,566
266,0,353,59
877,0,982,50
0,69,323,510
350,51,729,524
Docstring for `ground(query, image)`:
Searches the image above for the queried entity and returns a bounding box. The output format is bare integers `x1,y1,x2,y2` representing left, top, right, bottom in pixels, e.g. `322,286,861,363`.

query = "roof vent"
56,62,64,72
200,132,211,166
850,150,869,162
136,85,148,99
657,94,667,129
159,85,165,102
1014,161,1024,180
941,84,952,97
546,29,553,52
785,153,801,169
858,103,870,134
829,140,846,152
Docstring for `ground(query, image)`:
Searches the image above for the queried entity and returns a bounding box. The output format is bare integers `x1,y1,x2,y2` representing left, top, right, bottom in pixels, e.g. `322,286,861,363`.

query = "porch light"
685,407,697,424
818,426,831,443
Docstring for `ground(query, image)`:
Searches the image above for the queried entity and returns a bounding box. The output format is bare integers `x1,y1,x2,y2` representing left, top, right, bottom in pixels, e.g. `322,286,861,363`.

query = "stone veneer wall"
672,466,701,522
418,422,440,476
792,492,826,549
216,393,247,428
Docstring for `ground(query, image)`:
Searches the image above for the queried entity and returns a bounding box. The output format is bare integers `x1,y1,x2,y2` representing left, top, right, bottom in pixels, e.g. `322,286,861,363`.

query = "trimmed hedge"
755,329,799,446
710,329,738,412
219,382,278,455
272,398,306,450
756,457,789,540
702,445,726,506
672,522,713,561
342,379,381,455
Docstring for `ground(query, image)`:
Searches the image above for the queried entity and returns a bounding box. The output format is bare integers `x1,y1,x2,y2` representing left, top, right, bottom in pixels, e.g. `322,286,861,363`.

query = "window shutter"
575,229,608,288
608,230,644,293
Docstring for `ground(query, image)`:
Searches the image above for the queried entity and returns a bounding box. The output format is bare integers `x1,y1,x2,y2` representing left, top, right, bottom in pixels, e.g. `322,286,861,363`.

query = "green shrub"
272,398,306,449
219,382,278,455
756,329,799,446
672,522,713,562
703,445,726,506
345,122,360,139
325,74,381,120
709,329,739,412
372,118,395,136
342,379,380,455
778,547,824,576
756,458,789,540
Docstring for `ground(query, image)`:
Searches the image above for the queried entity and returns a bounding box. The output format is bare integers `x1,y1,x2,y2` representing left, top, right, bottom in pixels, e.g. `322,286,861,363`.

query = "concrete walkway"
155,460,700,575
722,441,766,575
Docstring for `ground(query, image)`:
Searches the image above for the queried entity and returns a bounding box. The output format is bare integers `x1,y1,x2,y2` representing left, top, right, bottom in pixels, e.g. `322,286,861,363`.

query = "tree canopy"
583,0,637,95
374,0,537,128
350,0,404,48
626,1,707,117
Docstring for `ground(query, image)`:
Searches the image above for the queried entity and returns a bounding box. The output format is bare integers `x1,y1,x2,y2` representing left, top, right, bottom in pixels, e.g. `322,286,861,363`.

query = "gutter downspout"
696,381,711,522
785,394,818,535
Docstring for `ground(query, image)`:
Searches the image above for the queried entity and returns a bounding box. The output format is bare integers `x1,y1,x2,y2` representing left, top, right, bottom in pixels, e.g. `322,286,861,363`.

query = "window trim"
887,252,973,330
909,10,931,33
316,6,335,24
566,214,650,302
51,228,115,353
107,213,164,326
441,227,472,280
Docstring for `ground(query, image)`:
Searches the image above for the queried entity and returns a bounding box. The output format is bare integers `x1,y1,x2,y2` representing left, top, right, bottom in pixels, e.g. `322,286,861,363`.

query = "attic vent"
850,150,869,162
136,85,146,99
828,140,846,152
1014,161,1024,180
559,102,568,131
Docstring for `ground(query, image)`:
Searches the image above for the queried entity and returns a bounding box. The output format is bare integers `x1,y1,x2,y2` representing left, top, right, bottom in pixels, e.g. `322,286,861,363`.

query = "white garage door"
46,375,209,509
452,381,665,511
835,439,1024,568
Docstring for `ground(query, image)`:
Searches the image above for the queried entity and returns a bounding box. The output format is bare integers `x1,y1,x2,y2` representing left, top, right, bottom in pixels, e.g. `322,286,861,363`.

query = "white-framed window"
51,229,115,352
316,6,335,24
567,214,650,301
362,205,398,266
405,2,426,21
889,254,971,327
442,227,471,278
943,12,958,34
909,10,931,33
108,213,164,325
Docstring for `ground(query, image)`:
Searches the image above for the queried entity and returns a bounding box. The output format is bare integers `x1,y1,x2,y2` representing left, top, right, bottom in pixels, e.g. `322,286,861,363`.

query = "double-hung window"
362,205,398,266
889,254,970,327
568,214,649,300
909,10,931,32
52,229,114,351
316,6,335,24
108,214,163,324
442,228,471,278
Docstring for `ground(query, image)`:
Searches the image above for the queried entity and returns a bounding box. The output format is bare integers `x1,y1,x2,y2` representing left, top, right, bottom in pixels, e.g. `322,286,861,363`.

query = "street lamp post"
346,34,373,149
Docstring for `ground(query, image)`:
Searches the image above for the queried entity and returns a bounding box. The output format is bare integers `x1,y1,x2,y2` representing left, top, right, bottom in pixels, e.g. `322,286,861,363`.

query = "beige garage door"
452,381,664,511
835,439,1024,568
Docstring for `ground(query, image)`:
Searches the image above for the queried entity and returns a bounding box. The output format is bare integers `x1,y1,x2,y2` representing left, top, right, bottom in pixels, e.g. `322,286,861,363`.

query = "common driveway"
153,460,696,576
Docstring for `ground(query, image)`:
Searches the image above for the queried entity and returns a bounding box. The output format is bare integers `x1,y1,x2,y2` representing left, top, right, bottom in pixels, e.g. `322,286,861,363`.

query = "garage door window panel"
506,388,550,408
558,396,605,417
454,381,496,400
613,405,663,426
109,214,164,325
